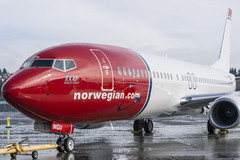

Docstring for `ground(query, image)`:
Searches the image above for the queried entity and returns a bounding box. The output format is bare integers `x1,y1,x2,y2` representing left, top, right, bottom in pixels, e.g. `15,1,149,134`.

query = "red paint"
51,121,74,134
2,43,150,127
228,8,232,18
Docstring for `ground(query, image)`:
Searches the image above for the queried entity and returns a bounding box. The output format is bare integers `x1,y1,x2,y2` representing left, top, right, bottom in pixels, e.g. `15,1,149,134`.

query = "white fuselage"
136,53,236,119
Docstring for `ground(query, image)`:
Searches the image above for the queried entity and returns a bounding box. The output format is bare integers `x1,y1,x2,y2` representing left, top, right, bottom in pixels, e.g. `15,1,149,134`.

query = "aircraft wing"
179,93,230,110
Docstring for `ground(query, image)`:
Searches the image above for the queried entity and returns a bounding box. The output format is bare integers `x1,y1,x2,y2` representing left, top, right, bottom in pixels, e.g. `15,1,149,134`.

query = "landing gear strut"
207,120,216,134
133,119,153,133
56,134,75,152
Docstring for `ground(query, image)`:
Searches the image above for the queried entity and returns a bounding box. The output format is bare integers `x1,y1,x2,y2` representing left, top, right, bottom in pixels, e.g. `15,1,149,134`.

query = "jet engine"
208,93,240,130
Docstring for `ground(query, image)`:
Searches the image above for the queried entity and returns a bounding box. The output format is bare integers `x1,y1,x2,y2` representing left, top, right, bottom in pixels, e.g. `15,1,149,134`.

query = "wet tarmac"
1,112,240,160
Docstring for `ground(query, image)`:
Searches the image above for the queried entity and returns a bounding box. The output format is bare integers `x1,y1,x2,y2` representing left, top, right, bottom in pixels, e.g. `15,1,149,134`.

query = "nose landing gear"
56,134,75,152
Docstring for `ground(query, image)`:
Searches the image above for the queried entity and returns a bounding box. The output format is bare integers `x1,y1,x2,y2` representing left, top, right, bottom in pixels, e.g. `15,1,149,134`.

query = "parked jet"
2,9,237,152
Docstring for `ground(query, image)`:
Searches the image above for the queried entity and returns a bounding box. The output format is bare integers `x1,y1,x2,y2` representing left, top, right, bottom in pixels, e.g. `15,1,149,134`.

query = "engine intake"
209,94,240,130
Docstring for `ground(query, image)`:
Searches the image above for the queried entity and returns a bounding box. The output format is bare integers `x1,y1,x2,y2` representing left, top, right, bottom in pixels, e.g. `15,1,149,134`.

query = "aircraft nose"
2,77,21,104
2,71,41,112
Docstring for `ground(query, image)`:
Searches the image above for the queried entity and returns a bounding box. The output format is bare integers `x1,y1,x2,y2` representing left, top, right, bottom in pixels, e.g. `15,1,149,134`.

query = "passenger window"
54,60,64,71
137,69,140,78
170,74,173,80
128,68,132,76
141,70,144,77
132,69,136,78
164,73,167,79
160,72,163,79
145,70,148,77
156,72,159,79
65,60,76,71
117,67,122,75
176,74,179,80
31,59,54,68
153,71,156,78
123,67,127,76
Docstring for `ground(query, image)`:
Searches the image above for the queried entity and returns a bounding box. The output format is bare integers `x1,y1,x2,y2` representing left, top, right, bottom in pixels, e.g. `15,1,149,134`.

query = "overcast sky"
1,0,240,73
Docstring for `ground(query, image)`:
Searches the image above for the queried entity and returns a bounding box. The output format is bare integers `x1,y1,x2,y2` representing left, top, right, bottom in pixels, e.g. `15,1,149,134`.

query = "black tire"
144,119,153,133
57,138,65,152
64,137,75,152
10,153,17,158
207,120,215,134
133,120,142,131
32,151,38,159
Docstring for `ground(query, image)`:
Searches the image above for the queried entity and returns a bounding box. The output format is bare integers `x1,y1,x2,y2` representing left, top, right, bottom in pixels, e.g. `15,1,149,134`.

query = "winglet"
211,8,232,72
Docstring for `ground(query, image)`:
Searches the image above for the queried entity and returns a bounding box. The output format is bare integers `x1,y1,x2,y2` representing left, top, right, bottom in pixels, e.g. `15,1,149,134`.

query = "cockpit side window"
65,60,76,71
54,60,64,71
20,60,33,69
31,59,54,68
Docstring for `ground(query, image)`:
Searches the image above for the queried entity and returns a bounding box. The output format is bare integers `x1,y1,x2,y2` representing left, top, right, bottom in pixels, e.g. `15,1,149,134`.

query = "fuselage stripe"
131,51,152,119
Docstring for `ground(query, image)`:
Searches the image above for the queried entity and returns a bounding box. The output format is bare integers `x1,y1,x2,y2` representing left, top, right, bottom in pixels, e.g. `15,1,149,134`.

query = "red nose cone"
2,70,42,119
2,77,20,105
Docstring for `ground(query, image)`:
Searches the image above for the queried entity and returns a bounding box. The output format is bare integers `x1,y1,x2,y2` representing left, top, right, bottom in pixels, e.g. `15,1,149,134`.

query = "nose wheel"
56,135,75,152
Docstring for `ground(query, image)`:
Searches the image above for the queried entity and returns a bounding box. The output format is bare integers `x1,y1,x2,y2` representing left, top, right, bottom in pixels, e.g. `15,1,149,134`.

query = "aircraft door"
187,72,197,90
187,73,192,89
191,73,197,89
90,49,114,91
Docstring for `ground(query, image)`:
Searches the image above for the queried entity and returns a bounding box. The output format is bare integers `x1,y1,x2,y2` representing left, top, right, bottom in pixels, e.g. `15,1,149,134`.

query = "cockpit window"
65,60,76,71
53,59,76,72
54,60,64,71
31,59,54,68
19,58,76,72
20,60,33,69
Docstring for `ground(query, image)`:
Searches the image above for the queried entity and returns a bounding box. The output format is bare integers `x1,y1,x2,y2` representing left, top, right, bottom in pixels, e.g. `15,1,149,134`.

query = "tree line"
230,68,240,76
0,68,11,99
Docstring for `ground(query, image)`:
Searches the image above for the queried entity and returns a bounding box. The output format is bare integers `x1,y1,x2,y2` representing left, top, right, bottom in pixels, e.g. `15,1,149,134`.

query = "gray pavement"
1,112,240,160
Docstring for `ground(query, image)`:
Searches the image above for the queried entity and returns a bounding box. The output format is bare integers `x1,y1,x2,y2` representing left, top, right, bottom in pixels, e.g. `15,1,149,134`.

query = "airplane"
1,8,237,153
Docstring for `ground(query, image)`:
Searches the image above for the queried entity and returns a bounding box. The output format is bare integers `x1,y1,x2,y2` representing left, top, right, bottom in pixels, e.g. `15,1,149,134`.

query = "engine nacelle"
209,93,240,130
